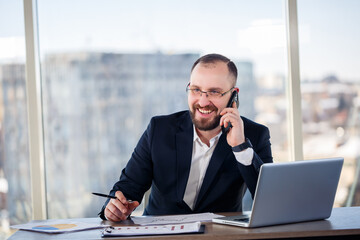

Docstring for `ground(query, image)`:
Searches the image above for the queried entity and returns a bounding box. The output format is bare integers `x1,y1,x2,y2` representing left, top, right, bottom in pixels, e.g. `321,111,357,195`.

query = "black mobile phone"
221,91,239,134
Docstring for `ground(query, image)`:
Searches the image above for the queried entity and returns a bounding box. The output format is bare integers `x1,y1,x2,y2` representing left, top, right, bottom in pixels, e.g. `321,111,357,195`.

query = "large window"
298,0,360,207
0,0,31,239
36,0,288,218
6,1,360,237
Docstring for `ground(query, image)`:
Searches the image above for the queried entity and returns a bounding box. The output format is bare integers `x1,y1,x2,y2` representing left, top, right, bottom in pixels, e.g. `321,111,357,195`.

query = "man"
99,53,273,221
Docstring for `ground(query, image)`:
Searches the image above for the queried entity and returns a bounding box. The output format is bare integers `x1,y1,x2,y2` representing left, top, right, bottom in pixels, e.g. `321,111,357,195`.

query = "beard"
189,104,221,131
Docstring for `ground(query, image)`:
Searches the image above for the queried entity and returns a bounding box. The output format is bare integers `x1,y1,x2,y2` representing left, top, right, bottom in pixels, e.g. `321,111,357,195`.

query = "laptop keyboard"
234,218,250,223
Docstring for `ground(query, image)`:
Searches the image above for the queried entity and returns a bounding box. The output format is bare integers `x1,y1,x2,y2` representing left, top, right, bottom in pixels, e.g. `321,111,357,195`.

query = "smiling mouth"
198,108,214,114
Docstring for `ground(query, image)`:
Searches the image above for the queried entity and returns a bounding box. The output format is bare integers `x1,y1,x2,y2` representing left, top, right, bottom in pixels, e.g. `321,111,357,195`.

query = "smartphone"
221,91,239,134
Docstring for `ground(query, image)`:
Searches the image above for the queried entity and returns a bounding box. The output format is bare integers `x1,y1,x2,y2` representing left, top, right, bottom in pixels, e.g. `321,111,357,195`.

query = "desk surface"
9,207,360,240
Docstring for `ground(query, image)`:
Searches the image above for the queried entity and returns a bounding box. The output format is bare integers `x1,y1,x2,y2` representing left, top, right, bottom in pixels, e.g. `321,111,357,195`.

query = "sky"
1,0,360,82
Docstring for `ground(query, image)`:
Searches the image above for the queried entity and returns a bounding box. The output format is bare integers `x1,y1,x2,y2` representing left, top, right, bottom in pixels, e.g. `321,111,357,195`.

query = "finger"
220,107,239,116
121,201,140,217
115,191,128,204
105,207,121,222
225,120,232,129
108,200,123,215
220,116,224,126
114,191,133,210
220,114,229,126
223,111,238,119
108,202,129,221
129,201,140,212
232,101,237,108
220,113,236,126
105,203,123,222
220,116,231,128
110,198,128,215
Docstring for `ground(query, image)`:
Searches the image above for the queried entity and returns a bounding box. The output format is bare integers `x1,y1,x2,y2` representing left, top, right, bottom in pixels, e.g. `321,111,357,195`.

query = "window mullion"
23,0,47,220
285,0,304,161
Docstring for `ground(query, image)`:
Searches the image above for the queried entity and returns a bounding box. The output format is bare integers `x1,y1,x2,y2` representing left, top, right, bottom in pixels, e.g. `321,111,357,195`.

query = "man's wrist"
232,138,253,152
233,148,253,166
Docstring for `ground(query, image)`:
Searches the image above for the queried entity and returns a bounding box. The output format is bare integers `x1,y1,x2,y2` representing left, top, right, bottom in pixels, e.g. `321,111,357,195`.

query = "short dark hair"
191,53,238,84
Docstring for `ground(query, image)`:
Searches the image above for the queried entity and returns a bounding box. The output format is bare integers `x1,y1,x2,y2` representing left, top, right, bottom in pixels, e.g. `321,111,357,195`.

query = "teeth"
198,109,213,114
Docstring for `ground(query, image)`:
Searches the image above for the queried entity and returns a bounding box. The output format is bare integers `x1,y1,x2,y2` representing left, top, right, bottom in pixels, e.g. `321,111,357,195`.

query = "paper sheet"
131,212,224,225
102,221,202,237
11,219,108,233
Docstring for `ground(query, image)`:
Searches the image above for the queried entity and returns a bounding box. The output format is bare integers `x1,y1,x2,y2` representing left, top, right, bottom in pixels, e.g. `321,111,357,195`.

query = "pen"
92,192,133,203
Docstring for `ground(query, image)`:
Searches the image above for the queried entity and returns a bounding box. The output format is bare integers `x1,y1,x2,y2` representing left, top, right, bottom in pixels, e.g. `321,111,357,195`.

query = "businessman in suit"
100,53,273,221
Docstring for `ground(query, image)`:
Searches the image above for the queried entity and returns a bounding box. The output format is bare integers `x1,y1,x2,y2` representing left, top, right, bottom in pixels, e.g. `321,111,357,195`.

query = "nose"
197,92,211,107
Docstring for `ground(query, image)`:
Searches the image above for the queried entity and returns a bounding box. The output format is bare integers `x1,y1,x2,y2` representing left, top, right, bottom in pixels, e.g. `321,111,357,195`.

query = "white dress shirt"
183,126,254,210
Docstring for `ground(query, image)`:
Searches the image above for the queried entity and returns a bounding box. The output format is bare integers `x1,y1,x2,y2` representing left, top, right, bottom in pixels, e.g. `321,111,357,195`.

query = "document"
102,221,203,237
131,212,223,225
11,219,109,233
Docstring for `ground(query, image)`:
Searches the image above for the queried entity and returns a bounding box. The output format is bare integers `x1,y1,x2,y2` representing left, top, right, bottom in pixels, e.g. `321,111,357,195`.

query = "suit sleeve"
98,118,156,220
237,125,273,198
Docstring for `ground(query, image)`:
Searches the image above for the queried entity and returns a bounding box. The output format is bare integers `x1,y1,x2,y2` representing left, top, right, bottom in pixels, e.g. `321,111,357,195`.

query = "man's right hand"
104,191,140,222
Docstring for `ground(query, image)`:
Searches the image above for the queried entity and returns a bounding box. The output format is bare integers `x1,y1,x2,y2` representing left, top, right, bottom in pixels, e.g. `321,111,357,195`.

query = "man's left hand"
220,101,245,147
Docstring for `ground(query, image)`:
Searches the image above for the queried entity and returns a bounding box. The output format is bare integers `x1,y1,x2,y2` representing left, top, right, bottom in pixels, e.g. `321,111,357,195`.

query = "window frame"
24,0,47,219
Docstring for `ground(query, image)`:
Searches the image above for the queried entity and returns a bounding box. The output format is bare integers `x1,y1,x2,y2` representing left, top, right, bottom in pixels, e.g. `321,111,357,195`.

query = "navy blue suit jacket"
99,110,272,219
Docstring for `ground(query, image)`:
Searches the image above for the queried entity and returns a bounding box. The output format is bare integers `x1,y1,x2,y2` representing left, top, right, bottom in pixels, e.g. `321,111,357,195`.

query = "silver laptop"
212,157,343,228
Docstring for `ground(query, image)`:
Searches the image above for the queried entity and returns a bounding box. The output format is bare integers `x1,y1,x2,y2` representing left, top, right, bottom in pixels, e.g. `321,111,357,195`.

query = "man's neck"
195,127,222,147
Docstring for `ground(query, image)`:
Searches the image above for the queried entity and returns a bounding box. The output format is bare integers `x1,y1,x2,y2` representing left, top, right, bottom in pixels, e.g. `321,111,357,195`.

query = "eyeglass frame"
186,83,235,98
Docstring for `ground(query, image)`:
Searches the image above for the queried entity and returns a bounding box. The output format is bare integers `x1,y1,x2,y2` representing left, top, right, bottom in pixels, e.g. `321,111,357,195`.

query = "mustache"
193,103,218,112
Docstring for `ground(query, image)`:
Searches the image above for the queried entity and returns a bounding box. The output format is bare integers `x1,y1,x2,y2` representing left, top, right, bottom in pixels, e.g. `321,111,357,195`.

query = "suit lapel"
175,112,194,202
194,133,232,209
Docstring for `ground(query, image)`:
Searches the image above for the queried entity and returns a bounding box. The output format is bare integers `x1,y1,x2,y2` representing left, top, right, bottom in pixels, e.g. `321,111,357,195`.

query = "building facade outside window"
0,0,32,239
298,0,360,207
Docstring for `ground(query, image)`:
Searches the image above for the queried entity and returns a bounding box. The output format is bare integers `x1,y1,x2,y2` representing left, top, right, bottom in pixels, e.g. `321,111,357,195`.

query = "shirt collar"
193,125,222,148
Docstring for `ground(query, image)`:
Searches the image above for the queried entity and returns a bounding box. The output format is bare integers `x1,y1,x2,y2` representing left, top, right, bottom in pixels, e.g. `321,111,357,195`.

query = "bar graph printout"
102,222,203,237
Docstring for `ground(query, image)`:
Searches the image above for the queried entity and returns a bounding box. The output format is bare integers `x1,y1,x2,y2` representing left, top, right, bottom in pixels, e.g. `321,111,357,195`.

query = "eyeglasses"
186,83,234,99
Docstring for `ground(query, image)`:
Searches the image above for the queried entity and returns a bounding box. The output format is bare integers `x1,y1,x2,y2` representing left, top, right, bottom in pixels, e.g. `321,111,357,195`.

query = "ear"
234,88,239,108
